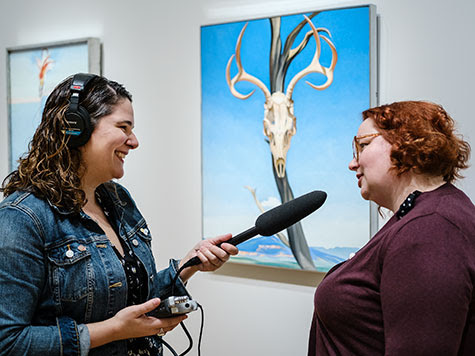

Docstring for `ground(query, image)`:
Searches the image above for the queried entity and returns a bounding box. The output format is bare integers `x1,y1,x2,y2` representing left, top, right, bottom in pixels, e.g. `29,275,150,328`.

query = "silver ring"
157,327,165,336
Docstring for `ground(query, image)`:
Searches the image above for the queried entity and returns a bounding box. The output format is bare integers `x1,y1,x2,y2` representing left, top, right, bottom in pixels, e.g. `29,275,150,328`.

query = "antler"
226,23,272,101
286,15,338,99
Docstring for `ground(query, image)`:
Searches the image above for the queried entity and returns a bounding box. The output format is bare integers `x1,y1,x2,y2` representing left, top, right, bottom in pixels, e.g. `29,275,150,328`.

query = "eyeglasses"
352,133,381,161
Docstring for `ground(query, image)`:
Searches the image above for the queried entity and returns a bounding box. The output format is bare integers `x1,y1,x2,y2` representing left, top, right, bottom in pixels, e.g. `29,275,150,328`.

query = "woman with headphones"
0,73,238,355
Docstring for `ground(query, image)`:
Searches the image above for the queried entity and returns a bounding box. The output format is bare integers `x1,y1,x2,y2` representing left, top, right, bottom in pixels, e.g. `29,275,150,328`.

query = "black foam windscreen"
255,190,327,236
181,190,327,268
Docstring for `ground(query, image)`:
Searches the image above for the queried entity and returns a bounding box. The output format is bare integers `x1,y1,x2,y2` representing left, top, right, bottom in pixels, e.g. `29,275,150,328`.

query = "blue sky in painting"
201,6,373,250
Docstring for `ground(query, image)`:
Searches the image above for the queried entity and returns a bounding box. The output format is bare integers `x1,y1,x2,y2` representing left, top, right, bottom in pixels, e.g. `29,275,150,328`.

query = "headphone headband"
70,73,95,93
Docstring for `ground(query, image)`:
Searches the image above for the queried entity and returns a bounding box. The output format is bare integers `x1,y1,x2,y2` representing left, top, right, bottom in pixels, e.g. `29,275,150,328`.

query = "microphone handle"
219,226,257,246
181,226,258,269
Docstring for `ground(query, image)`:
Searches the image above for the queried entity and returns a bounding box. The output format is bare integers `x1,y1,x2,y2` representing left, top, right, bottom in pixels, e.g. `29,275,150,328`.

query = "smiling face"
80,99,138,187
348,118,399,209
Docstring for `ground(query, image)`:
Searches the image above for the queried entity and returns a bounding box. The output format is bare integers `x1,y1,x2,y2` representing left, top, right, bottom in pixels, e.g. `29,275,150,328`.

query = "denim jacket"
0,182,187,355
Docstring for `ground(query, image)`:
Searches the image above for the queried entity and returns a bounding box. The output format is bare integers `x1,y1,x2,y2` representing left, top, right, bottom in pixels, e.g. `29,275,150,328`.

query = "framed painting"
7,37,101,171
201,5,377,272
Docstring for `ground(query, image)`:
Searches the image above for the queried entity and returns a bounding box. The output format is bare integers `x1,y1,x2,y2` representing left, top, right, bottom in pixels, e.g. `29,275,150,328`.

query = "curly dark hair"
1,74,132,212
362,101,470,183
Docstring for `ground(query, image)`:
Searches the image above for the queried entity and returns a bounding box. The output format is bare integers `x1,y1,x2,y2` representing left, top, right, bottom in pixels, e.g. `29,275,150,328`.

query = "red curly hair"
362,101,470,183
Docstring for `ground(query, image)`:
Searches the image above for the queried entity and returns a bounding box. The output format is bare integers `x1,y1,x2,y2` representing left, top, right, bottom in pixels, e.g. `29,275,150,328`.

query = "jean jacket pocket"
46,239,94,303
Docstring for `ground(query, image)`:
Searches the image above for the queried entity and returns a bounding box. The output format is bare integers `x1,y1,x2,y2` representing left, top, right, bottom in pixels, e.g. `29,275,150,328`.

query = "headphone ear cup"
64,105,92,148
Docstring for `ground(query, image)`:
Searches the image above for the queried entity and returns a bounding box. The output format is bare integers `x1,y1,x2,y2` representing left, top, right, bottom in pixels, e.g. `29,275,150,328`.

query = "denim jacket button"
140,228,149,236
65,250,74,258
132,239,139,247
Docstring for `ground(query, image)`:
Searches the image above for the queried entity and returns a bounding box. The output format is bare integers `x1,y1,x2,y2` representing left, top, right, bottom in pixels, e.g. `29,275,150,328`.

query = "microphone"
181,190,327,269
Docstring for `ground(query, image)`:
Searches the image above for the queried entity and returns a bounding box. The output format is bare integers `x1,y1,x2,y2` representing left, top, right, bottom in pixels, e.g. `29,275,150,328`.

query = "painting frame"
6,37,101,172
201,5,378,272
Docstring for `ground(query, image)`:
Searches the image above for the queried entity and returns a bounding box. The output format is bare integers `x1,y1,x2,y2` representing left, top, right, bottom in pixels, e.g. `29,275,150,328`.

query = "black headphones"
63,73,96,148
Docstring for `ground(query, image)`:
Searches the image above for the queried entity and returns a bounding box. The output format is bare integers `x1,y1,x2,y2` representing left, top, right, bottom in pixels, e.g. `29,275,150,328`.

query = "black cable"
160,320,193,356
178,321,193,356
161,338,179,356
171,264,189,298
165,264,205,356
197,303,204,356
176,303,204,356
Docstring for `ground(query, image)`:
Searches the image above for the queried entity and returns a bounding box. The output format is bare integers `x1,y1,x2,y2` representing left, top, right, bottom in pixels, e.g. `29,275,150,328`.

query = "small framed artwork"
6,37,101,171
201,5,377,272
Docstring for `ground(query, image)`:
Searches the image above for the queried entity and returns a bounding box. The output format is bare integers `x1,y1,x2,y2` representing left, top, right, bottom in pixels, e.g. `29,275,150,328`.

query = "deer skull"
263,92,296,178
226,15,337,178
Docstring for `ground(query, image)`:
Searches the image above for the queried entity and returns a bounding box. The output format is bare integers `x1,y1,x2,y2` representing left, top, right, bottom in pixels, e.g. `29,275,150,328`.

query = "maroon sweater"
308,183,475,355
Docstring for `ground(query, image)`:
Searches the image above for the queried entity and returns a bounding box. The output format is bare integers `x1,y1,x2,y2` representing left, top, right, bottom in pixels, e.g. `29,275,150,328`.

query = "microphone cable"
161,266,204,356
197,303,204,356
160,302,204,356
161,338,178,356
178,320,193,356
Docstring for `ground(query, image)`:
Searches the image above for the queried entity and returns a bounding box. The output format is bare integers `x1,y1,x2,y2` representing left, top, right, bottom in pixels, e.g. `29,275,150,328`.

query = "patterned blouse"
99,192,163,356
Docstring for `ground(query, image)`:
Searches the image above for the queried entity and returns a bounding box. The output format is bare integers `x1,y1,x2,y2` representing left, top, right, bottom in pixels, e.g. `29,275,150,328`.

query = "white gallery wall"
0,0,474,355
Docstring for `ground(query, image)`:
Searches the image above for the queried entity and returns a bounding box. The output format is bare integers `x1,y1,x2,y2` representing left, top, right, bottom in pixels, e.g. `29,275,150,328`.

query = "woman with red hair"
309,101,475,355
